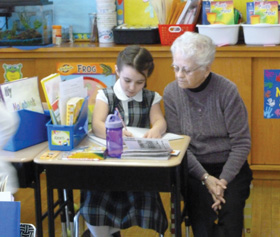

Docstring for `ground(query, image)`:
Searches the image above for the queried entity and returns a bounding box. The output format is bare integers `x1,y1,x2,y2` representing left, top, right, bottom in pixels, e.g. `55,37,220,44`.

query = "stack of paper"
121,137,172,160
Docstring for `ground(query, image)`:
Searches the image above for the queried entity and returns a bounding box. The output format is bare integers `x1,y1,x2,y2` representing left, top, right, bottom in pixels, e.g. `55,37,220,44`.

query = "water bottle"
105,111,123,158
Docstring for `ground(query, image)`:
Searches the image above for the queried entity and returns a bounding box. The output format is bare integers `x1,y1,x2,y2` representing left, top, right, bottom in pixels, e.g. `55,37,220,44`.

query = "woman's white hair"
170,32,216,67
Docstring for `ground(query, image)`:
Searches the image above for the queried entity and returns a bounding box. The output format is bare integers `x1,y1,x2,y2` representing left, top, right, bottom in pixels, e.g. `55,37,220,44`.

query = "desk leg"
58,189,68,237
46,177,55,237
34,164,43,237
173,166,182,237
66,189,75,237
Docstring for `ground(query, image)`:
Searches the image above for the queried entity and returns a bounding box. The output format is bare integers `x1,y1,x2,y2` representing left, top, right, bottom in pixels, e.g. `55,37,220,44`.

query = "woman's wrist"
201,173,209,185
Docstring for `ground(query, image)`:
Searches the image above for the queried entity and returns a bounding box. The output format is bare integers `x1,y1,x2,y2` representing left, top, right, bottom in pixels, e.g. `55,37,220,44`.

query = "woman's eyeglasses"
171,64,203,76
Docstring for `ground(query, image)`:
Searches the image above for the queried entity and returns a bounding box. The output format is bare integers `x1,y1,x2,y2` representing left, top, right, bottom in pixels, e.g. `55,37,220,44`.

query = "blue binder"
0,201,21,237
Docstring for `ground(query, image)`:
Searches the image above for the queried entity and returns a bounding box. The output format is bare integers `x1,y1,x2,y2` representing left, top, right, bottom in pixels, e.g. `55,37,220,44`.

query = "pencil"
115,107,127,131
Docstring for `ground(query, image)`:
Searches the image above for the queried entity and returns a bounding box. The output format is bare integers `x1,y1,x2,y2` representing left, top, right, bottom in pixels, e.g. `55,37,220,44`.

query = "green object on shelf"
234,8,241,24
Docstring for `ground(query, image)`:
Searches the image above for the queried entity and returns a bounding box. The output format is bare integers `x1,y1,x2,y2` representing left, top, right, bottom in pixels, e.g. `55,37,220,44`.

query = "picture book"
247,1,279,24
66,97,85,125
202,1,211,24
264,70,280,119
41,73,61,124
209,1,234,25
0,76,44,114
57,62,116,125
202,1,234,25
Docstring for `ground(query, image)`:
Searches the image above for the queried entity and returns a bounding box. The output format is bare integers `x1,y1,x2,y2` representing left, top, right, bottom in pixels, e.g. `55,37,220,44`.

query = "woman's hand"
203,175,227,209
211,193,222,212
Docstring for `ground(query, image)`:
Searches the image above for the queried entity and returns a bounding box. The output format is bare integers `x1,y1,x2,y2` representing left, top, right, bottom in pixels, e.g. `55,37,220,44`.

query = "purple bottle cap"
105,111,123,129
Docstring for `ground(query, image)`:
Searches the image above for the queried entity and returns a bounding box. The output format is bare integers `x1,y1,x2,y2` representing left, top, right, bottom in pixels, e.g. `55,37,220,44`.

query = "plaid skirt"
80,190,168,234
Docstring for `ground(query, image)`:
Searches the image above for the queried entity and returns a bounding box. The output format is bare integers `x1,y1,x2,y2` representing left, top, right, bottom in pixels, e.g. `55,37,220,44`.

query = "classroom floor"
15,172,280,237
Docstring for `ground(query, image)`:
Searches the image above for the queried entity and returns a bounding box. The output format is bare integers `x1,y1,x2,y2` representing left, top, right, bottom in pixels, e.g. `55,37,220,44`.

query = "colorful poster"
264,70,280,118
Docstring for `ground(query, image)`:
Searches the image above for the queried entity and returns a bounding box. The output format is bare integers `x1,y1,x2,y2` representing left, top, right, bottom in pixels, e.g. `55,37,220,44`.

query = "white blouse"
96,79,162,125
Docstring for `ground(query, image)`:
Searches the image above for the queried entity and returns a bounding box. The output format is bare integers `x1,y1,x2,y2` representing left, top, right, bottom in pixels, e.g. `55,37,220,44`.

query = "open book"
88,127,183,147
126,126,183,140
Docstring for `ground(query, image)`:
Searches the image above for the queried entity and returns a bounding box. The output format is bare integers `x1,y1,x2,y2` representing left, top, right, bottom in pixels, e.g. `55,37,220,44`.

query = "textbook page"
126,126,183,140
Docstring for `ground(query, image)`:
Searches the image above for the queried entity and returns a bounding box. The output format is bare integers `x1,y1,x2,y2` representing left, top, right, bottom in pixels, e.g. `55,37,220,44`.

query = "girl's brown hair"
116,45,154,79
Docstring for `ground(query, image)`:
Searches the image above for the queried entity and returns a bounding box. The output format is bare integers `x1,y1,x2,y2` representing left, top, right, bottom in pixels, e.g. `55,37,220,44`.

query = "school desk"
34,135,190,237
0,141,48,237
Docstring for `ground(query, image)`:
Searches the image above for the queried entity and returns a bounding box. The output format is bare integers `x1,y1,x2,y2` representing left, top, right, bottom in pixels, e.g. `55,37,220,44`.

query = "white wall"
51,0,96,33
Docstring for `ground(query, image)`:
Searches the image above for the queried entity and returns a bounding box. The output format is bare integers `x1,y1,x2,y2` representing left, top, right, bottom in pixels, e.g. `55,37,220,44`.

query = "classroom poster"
264,69,280,119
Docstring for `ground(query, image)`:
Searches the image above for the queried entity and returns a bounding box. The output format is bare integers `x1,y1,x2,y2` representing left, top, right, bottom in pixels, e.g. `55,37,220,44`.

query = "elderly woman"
163,32,252,237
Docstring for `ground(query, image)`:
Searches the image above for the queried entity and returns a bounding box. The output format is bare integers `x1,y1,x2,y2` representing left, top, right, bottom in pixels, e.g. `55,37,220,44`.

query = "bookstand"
46,97,88,151
3,110,50,151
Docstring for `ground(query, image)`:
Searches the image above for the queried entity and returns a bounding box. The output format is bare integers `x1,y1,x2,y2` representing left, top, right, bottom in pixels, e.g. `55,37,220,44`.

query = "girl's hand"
123,129,133,137
143,128,162,138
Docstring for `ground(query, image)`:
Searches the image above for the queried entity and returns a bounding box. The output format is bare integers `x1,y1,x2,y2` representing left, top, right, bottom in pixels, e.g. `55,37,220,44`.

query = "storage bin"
113,27,160,44
158,24,195,45
242,24,280,45
197,24,240,45
3,109,51,151
46,97,88,151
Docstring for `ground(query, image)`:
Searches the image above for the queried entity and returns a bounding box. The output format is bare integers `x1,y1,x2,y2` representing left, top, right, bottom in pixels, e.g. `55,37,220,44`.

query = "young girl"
80,45,168,237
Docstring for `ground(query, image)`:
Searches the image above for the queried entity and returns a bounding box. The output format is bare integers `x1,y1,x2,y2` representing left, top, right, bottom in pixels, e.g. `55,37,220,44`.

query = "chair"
73,209,164,237
20,223,36,237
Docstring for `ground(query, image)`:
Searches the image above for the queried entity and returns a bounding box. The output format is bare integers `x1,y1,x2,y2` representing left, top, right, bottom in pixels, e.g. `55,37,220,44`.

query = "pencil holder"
46,97,88,151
